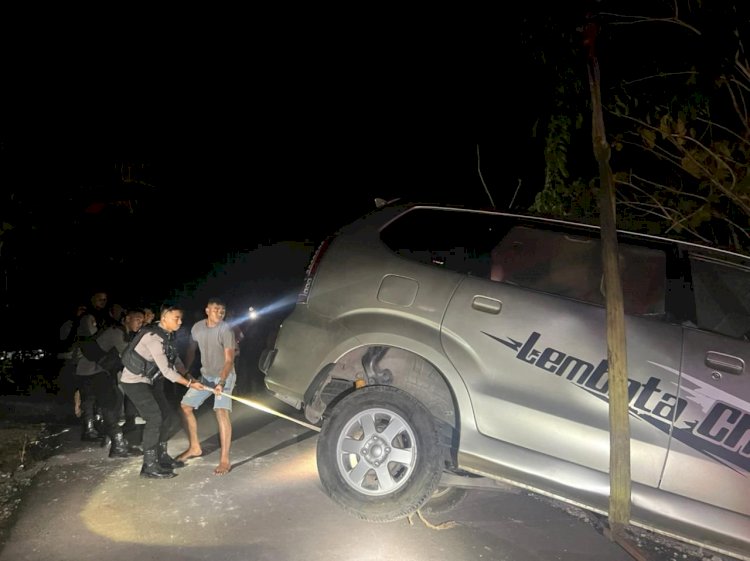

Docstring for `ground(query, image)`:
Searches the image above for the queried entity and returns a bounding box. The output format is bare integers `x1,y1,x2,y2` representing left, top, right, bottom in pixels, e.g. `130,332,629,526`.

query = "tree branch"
695,117,750,150
621,70,698,86
599,0,701,36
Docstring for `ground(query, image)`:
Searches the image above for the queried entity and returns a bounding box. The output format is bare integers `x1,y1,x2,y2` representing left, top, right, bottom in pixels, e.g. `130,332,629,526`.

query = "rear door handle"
705,351,744,375
472,296,502,315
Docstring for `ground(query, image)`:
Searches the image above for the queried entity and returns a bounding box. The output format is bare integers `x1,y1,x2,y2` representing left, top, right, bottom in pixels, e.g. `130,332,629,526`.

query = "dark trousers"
78,375,97,420
121,379,179,452
55,359,79,409
123,394,140,419
77,372,121,436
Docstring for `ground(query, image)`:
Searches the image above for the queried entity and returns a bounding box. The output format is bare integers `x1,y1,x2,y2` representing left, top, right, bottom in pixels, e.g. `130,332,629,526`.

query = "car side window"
689,254,750,340
490,226,602,303
491,226,667,317
381,208,669,318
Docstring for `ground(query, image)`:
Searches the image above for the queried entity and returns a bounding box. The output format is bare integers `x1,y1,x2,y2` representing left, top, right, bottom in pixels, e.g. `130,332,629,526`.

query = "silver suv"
260,202,750,560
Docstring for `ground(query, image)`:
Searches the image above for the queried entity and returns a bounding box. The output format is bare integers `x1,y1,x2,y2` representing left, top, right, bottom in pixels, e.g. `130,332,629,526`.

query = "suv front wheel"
316,385,443,522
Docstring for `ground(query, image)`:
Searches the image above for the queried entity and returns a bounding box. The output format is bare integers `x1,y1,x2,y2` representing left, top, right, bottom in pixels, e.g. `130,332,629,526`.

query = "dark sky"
0,14,546,344
2,127,532,346
3,1,745,349
7,132,516,234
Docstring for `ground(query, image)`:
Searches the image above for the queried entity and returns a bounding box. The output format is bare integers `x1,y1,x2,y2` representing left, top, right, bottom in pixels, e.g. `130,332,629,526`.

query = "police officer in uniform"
120,303,212,478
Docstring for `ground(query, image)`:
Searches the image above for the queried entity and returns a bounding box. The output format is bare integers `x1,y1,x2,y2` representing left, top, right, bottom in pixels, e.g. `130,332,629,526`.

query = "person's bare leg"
176,404,202,461
213,408,232,475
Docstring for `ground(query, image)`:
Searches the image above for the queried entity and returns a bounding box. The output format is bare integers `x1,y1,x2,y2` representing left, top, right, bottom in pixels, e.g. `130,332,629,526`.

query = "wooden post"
584,15,632,542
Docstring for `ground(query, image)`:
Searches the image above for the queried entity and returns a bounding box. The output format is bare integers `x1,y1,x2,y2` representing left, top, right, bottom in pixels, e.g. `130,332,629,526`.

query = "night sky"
2,126,535,348
0,6,556,347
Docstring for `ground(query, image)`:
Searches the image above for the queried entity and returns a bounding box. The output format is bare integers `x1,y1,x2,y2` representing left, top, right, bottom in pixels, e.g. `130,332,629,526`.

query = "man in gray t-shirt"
176,297,236,475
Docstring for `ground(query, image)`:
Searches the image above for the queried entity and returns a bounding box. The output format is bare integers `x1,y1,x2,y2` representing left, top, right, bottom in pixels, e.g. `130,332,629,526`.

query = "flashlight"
248,306,258,320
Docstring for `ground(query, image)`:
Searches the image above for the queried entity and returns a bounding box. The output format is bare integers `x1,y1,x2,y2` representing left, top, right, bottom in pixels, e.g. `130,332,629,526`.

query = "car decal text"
483,330,750,475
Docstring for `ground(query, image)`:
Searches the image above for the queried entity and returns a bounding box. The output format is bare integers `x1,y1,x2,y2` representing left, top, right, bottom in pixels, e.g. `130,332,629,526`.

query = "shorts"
181,373,236,411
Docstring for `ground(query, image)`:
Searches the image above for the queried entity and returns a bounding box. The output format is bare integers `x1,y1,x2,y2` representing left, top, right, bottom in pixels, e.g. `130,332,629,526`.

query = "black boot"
109,432,140,458
81,418,103,442
157,441,185,469
93,408,105,435
140,448,177,479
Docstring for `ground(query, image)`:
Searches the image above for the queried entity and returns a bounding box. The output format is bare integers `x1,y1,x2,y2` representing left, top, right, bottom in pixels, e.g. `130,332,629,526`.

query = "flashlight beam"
223,393,321,432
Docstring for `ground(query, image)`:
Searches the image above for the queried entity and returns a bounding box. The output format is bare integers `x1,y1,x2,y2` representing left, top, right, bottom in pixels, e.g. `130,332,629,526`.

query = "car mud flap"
303,365,354,424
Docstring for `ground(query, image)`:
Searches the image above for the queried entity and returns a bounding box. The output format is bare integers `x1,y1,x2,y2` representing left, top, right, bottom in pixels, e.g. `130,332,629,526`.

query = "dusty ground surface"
0,394,737,561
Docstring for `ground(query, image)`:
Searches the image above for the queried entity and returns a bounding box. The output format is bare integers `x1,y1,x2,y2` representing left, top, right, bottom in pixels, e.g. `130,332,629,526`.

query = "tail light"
298,237,332,304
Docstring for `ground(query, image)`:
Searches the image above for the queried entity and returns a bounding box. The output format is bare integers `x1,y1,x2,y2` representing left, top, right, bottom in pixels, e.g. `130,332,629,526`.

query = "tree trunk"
585,18,632,543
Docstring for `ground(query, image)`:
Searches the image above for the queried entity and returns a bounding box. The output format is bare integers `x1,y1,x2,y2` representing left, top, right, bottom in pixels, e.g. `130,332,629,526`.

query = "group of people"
57,291,238,479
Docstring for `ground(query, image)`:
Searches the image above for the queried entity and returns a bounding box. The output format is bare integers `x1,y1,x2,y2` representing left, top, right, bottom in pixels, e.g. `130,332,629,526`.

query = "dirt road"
0,394,723,561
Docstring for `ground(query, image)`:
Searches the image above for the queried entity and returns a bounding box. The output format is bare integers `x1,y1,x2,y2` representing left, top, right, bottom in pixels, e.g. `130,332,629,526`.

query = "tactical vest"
120,324,178,380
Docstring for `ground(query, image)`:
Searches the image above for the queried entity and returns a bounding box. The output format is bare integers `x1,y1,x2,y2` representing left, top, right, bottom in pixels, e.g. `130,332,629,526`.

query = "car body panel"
660,327,750,515
441,275,680,487
261,202,750,561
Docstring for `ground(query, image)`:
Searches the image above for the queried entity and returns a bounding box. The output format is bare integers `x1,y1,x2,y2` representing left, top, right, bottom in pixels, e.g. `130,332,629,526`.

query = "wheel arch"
302,341,473,470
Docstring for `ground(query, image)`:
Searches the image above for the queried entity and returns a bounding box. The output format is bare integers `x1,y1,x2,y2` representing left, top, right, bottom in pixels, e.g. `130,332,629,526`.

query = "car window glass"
689,254,750,340
616,242,668,317
492,226,603,304
492,226,667,316
380,208,504,277
381,208,668,318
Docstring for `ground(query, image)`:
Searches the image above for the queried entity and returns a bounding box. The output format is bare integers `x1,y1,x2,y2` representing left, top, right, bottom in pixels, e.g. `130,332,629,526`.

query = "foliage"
532,114,597,222
612,98,750,249
527,0,750,254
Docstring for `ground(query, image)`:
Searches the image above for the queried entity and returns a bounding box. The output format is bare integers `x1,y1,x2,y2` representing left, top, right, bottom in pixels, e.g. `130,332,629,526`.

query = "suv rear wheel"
316,385,443,522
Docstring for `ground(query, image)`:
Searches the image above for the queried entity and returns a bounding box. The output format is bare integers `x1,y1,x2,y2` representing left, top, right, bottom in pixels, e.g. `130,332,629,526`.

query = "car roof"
365,200,750,266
